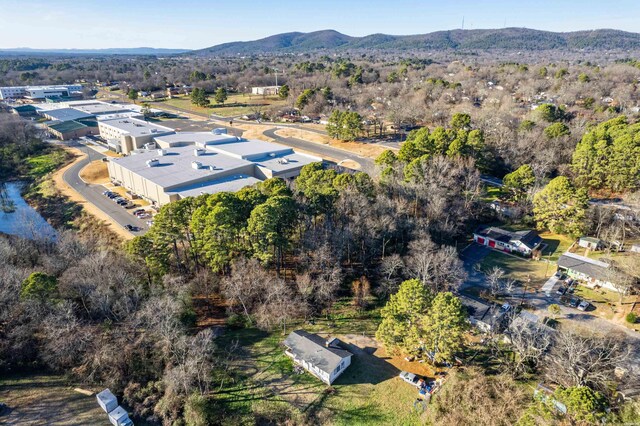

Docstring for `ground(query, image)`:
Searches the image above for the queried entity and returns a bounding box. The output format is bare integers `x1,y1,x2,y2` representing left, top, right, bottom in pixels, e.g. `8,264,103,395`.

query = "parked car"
556,286,567,295
107,193,118,199
114,197,125,203
568,297,581,308
577,300,590,311
117,199,129,206
124,224,140,232
102,190,112,196
123,203,136,209
554,271,563,279
133,209,145,215
399,371,423,387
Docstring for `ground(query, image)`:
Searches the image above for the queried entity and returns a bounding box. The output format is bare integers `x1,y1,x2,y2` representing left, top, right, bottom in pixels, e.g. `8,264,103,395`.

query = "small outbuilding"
96,389,118,414
108,406,133,426
578,236,604,251
631,244,640,254
283,330,352,385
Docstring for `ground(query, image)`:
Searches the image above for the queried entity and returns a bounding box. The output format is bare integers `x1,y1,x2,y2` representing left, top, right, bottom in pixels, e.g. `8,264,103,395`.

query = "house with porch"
473,226,542,257
283,330,352,385
557,252,619,291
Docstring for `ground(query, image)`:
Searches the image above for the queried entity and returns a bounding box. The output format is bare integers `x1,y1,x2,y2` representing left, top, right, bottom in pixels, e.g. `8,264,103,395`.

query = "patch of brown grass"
79,160,109,184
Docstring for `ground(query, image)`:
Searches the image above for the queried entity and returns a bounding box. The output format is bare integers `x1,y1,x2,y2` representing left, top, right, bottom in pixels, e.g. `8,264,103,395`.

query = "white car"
399,371,422,387
577,301,590,311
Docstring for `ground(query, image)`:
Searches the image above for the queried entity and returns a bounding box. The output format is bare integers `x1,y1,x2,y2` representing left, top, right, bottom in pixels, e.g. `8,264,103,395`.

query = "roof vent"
194,148,204,157
191,161,202,170
269,153,276,157
146,158,159,167
157,149,166,156
208,165,216,171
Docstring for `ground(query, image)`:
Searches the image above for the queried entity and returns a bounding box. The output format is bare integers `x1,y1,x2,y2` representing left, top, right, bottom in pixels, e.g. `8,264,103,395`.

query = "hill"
189,28,640,56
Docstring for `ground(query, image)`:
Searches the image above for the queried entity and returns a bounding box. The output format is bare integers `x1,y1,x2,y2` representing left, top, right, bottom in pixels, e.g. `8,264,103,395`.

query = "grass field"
539,231,574,262
481,250,552,286
158,94,288,118
215,302,434,425
0,374,104,426
26,150,72,178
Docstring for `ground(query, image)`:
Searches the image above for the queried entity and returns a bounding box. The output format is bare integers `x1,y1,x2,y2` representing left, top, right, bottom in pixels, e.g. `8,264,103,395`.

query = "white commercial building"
107,132,320,206
0,84,83,100
98,117,175,154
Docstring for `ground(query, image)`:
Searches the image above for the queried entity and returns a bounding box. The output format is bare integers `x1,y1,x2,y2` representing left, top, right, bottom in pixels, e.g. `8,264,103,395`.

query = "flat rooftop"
167,174,262,198
110,145,253,189
72,103,132,115
99,117,175,137
41,107,93,121
207,138,293,160
154,132,240,147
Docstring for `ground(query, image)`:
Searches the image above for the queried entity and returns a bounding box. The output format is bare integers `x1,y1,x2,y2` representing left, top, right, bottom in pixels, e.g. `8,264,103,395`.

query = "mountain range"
189,28,640,56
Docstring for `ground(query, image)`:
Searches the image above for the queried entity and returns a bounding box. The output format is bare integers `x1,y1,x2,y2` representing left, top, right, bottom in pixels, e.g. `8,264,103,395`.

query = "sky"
2,0,640,50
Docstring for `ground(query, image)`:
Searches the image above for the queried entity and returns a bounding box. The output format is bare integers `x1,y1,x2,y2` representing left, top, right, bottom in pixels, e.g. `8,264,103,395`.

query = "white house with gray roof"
283,330,352,385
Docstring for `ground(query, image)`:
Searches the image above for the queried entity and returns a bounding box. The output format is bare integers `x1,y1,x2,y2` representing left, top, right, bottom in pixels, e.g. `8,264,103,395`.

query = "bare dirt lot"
275,128,388,159
0,374,104,426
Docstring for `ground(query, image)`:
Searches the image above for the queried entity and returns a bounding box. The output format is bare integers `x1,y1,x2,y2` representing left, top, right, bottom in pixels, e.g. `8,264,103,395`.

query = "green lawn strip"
481,185,504,202
539,231,574,261
481,250,551,286
26,149,71,178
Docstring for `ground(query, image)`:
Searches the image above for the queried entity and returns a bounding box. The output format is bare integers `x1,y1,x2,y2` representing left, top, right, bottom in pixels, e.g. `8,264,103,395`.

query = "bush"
626,312,637,324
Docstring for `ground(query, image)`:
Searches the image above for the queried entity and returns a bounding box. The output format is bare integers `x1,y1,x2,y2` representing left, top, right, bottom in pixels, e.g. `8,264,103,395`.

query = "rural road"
61,141,148,235
263,128,375,173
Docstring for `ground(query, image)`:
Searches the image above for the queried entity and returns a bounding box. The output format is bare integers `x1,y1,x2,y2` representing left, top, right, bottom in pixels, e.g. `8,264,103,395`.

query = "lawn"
158,94,287,118
0,373,105,425
480,250,552,287
214,306,432,426
26,150,72,178
539,231,574,262
481,185,503,202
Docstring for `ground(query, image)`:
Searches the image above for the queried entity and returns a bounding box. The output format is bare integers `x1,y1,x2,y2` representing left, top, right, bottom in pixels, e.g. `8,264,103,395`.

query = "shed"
96,389,118,414
108,405,133,426
631,244,640,254
578,236,603,250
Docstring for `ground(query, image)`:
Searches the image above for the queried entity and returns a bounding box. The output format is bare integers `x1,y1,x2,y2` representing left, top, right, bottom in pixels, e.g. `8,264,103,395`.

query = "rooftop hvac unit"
269,153,276,157
191,161,202,170
208,165,216,171
212,127,227,135
146,158,159,167
150,129,157,133
194,148,204,156
157,149,167,156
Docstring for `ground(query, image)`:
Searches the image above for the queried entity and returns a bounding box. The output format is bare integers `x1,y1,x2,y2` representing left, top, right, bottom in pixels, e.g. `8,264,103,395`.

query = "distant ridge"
0,47,190,56
189,28,640,56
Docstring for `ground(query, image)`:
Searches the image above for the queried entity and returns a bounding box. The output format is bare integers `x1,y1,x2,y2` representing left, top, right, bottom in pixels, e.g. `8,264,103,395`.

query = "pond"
0,182,57,241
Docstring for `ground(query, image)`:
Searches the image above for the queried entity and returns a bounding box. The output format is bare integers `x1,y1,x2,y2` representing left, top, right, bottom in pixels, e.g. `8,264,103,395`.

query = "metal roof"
99,117,174,137
42,107,93,122
557,252,611,281
283,330,352,375
111,145,253,189
167,174,262,198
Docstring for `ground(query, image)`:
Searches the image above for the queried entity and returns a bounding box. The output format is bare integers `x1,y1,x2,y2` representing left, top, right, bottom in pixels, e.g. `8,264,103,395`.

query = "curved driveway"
62,141,148,235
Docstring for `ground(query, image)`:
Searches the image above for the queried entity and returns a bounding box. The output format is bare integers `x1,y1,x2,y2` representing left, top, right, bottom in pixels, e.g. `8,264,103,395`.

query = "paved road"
263,128,375,173
460,244,639,340
61,141,148,236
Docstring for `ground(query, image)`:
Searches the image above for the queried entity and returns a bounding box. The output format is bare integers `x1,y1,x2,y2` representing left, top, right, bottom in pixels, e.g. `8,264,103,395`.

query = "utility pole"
461,16,465,30
273,68,279,86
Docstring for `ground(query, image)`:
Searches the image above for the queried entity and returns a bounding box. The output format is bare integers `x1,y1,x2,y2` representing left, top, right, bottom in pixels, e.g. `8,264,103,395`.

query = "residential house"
489,200,523,219
557,252,618,291
473,226,542,257
283,330,352,385
578,236,604,251
252,85,280,96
